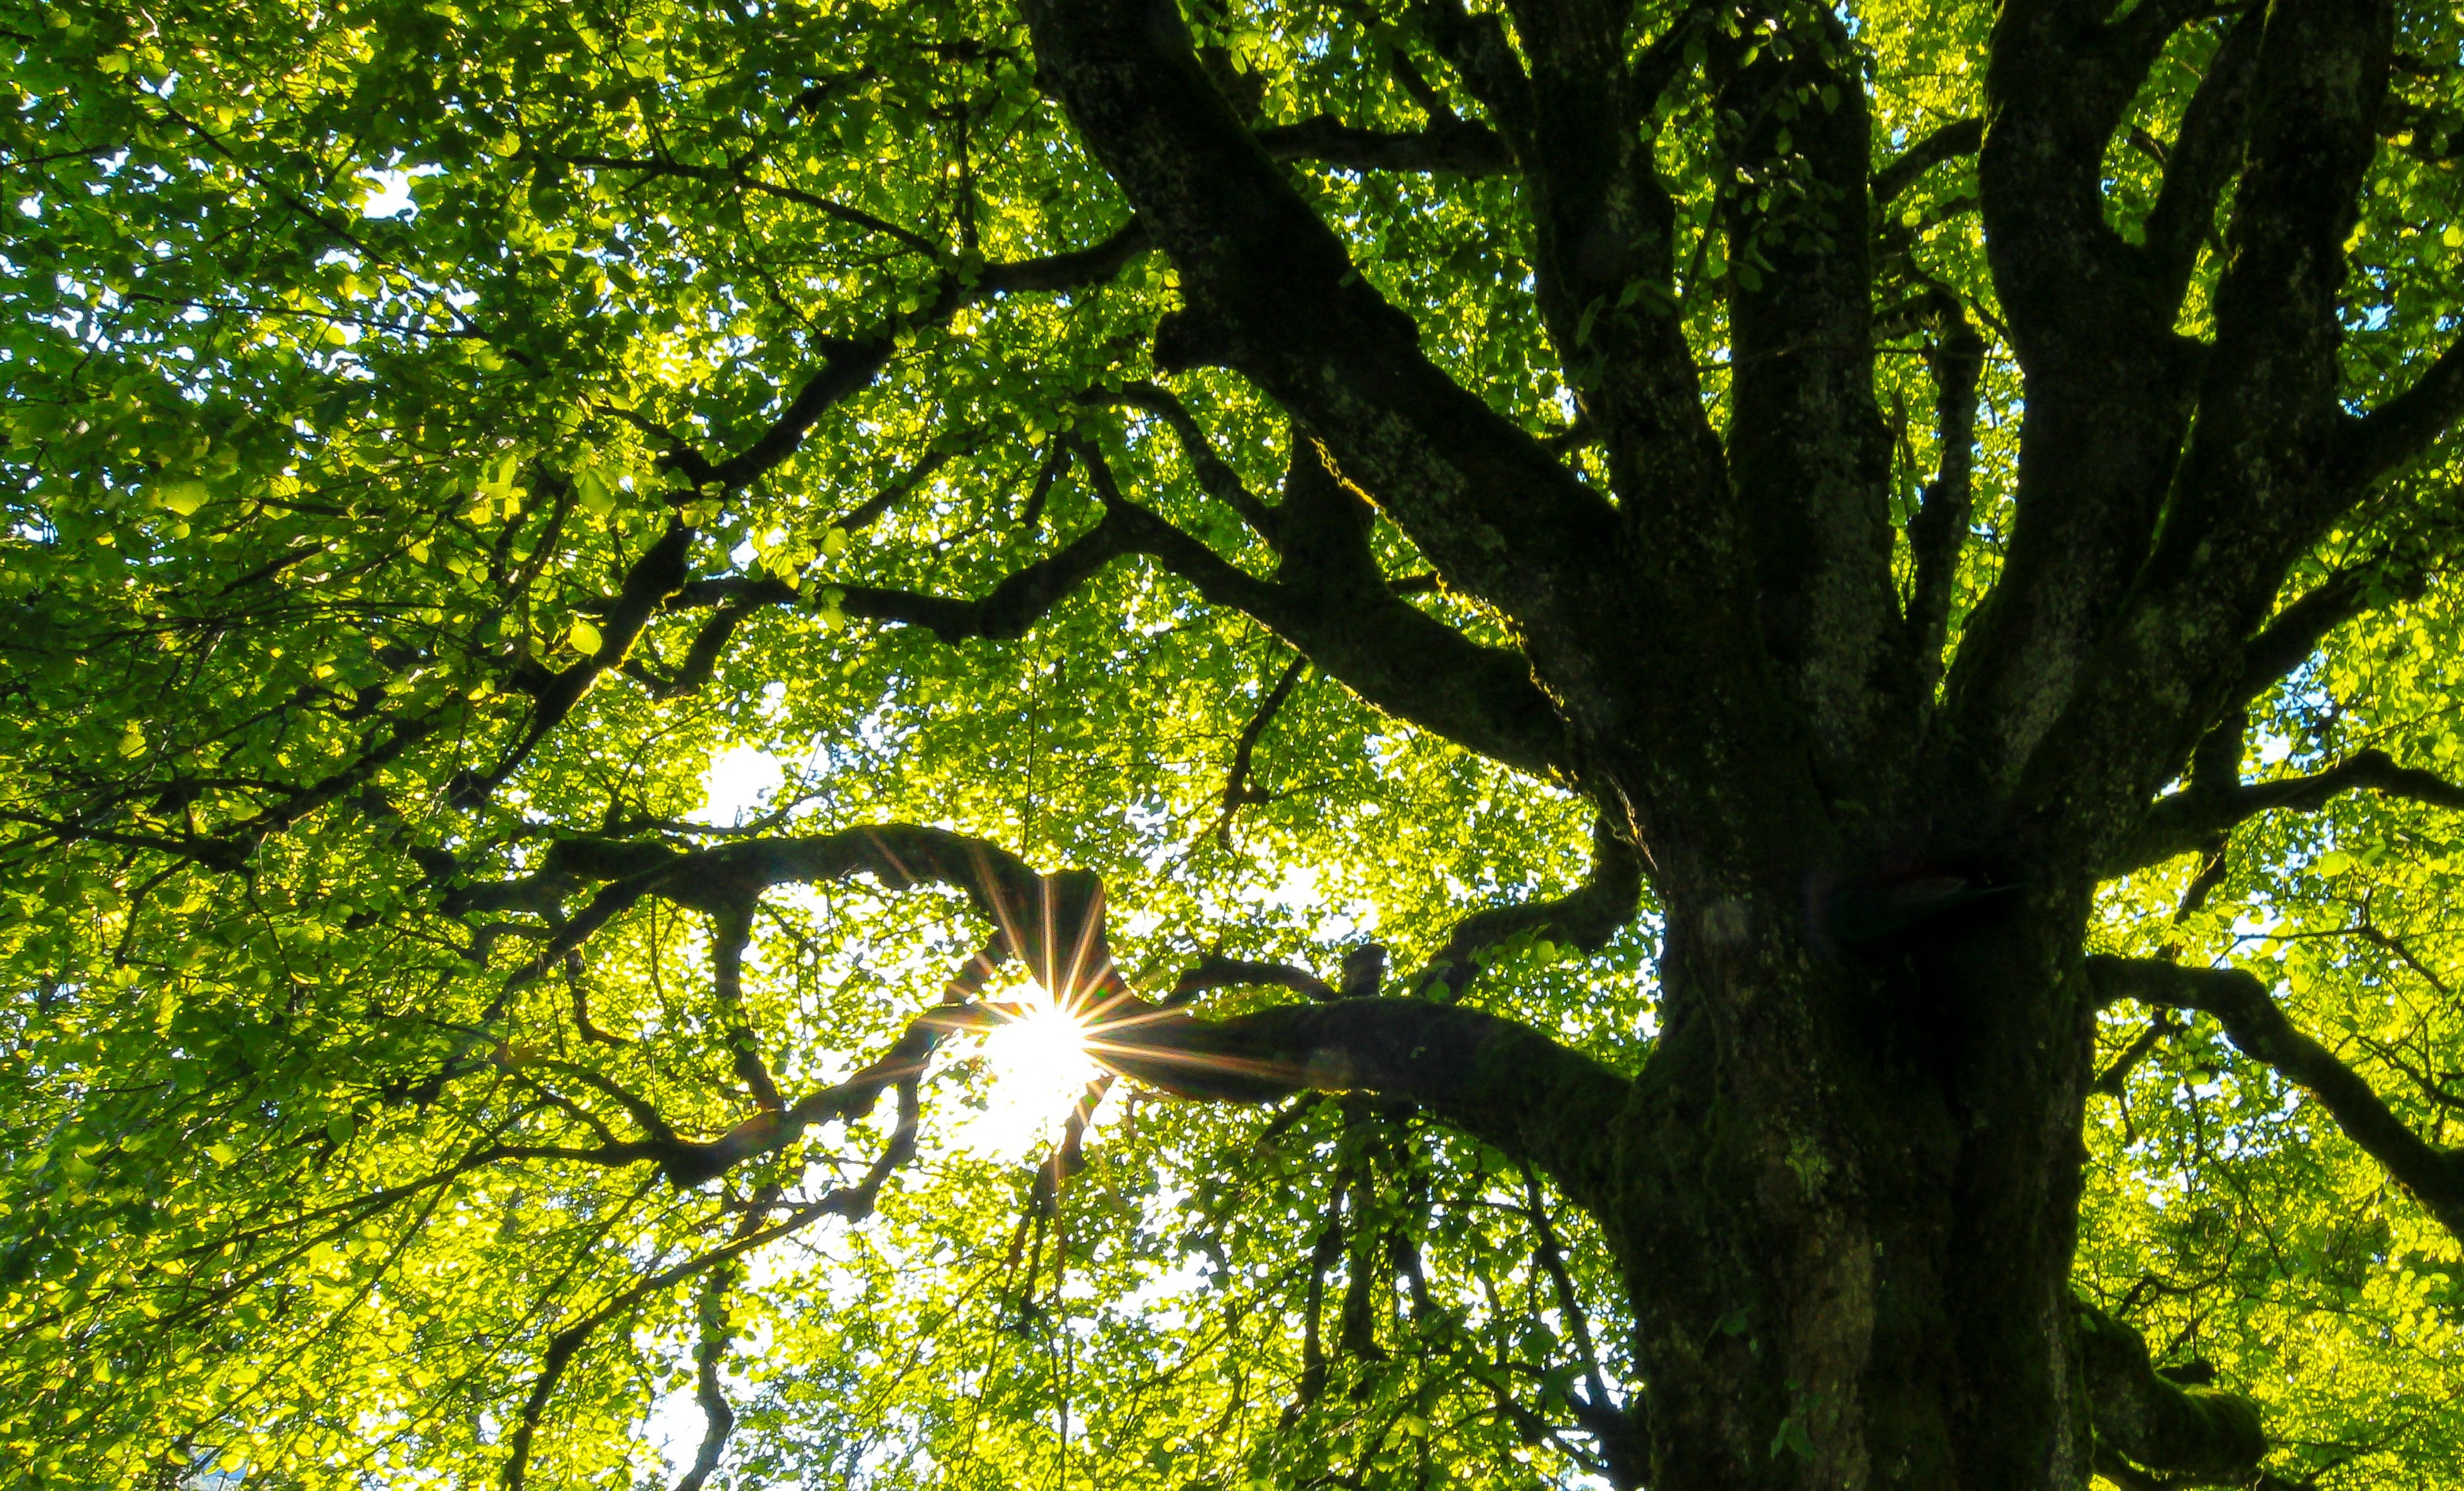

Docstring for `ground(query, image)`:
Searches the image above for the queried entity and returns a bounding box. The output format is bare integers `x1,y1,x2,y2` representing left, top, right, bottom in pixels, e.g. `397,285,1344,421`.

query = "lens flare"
954,985,1101,1159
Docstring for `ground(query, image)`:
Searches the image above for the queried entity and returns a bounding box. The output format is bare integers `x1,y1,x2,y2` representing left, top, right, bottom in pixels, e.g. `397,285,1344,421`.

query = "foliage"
3,0,2463,1487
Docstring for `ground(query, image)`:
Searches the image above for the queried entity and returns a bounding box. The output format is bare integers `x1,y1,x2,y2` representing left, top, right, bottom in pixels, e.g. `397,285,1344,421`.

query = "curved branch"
1206,654,1308,843
2111,749,2464,873
1165,950,1337,1005
2351,332,2464,485
2086,956,2464,1240
620,451,1576,779
1872,117,1982,208
836,508,1138,642
1092,454,1576,778
2074,1297,2267,1484
1411,817,1644,1000
473,824,1629,1202
1091,381,1280,541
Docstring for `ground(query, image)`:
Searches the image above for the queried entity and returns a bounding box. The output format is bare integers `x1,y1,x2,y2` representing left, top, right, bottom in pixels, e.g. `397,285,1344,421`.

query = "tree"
6,0,2464,1483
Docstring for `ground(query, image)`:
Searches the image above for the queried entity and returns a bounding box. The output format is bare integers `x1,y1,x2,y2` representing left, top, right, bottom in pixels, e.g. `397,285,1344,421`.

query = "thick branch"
1085,997,1634,1209
2351,333,2464,484
1411,817,1643,1000
2073,1297,2267,1483
2087,956,2464,1239
1903,284,1986,689
2229,568,2378,706
1256,115,1515,176
2113,749,2464,872
1872,117,1982,207
2139,7,2262,299
1087,454,1577,777
1023,0,1621,647
837,507,1137,643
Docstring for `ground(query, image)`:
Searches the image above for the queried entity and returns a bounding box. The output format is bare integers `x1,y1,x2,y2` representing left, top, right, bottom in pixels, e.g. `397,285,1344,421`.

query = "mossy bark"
1603,881,2101,1491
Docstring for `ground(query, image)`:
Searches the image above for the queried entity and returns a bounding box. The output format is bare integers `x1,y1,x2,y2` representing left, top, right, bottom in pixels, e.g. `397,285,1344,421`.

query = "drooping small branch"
1518,1163,1645,1487
1206,654,1308,843
2092,1011,2183,1097
1411,818,1644,1001
461,522,696,804
2087,956,2464,1240
671,1265,739,1491
2112,749,2464,872
1091,382,1281,542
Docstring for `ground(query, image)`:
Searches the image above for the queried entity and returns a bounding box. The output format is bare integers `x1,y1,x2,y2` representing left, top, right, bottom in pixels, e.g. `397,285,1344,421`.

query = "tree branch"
1023,0,1622,650
1084,448,1577,778
1256,115,1515,176
2138,6,2263,299
1165,951,1337,1006
1085,997,1634,1209
2351,332,2464,485
663,219,1149,496
2087,956,2464,1239
1410,816,1644,1000
671,1266,740,1491
1087,382,1281,542
462,522,697,803
2073,1296,2267,1483
1872,117,1982,207
1206,654,1308,843
1903,282,1986,689
557,153,943,256
2113,749,2464,872
836,506,1138,643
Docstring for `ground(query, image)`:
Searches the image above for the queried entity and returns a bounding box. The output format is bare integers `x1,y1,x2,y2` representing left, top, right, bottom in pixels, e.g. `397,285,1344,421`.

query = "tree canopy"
6,0,2464,1487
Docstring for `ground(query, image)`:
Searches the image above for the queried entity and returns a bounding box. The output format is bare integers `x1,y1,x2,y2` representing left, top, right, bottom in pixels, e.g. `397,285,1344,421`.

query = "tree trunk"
1609,878,2099,1490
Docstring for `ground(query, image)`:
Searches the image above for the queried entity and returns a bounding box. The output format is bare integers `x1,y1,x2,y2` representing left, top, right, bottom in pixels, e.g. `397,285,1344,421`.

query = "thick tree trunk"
1608,880,2099,1490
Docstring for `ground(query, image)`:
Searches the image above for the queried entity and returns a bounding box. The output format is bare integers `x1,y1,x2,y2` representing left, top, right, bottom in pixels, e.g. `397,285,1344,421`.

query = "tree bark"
1597,873,2106,1491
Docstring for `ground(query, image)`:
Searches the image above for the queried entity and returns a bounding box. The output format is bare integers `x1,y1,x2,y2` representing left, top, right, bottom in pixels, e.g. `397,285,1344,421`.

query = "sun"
954,983,1103,1159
